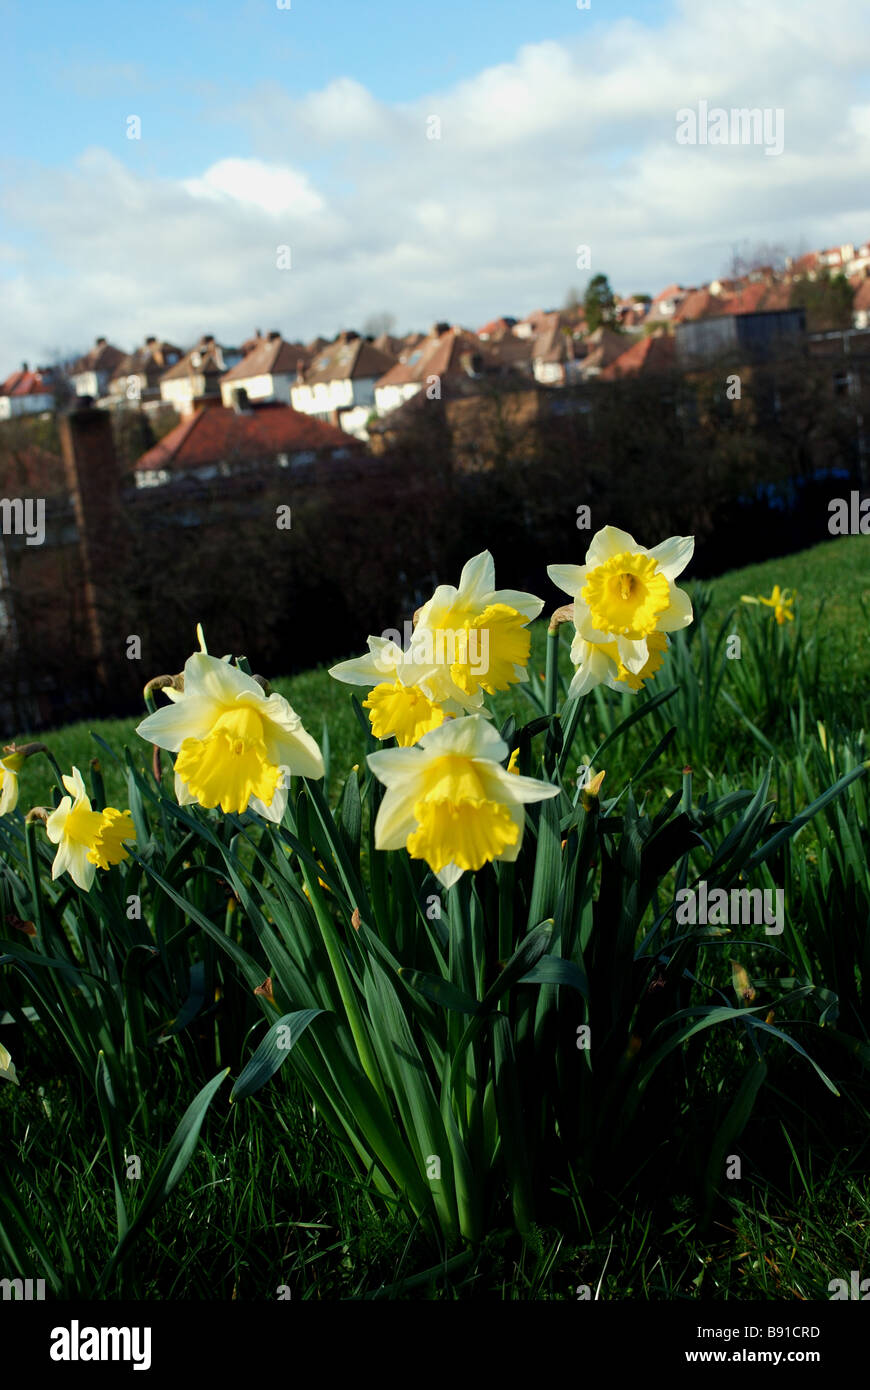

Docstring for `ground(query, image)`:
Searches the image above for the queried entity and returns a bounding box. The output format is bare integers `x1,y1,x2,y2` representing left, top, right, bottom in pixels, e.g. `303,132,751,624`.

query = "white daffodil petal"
136,693,224,752
547,563,587,599
493,804,526,863
657,586,694,631
488,587,544,620
46,798,72,844
477,763,561,806
174,772,198,806
585,525,639,567
373,784,421,850
366,745,428,789
436,862,465,889
262,717,324,780
417,713,507,763
615,637,649,673
0,1043,18,1086
457,551,496,602
647,535,695,581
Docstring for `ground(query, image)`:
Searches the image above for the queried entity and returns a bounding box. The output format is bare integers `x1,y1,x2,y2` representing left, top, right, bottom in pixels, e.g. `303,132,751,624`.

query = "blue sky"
1,0,869,363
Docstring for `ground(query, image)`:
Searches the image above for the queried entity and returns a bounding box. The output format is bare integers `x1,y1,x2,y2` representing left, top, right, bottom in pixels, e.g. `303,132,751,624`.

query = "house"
159,335,242,416
644,284,689,327
373,324,491,415
577,326,631,379
675,308,806,367
68,338,126,399
291,331,397,439
673,288,723,325
600,333,677,380
477,317,517,341
0,364,55,419
529,313,585,385
132,399,362,490
220,331,307,408
512,308,559,340
107,338,183,405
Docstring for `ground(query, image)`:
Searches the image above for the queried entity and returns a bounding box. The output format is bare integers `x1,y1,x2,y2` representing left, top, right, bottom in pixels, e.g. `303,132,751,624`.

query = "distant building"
133,399,362,489
0,364,55,419
600,332,677,380
374,324,494,415
107,338,183,406
291,331,397,439
159,335,242,416
676,308,806,367
220,331,307,407
68,337,126,398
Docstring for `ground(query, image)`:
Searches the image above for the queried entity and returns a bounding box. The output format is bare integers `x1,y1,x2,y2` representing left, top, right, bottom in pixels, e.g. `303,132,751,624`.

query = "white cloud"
183,158,324,218
2,0,870,364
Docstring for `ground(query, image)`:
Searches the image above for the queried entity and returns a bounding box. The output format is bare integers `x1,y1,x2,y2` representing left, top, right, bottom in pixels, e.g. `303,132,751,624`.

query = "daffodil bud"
547,603,574,635
580,769,606,810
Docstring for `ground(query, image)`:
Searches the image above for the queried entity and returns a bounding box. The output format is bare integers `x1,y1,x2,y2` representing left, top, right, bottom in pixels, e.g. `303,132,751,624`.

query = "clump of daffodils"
548,526,694,698
329,552,543,746
137,630,323,820
367,714,559,887
45,768,135,891
741,584,796,626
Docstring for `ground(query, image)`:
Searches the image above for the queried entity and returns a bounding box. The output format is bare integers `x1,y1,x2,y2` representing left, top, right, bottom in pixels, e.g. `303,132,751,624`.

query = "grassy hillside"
8,534,869,810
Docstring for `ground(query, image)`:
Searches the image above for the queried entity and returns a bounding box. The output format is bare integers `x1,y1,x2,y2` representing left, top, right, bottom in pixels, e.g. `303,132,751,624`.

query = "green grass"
9,535,869,813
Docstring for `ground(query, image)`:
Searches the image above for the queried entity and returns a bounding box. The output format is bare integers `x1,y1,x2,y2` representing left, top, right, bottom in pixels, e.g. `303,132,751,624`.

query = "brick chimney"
58,404,121,688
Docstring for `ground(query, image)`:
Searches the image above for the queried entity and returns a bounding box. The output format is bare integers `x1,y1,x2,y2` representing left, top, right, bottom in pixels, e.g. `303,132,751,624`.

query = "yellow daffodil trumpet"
367,714,560,888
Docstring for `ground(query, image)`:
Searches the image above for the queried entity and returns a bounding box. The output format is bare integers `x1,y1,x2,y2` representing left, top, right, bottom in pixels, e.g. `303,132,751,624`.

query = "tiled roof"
134,403,358,475
300,333,397,387
160,337,230,382
69,338,126,376
0,367,53,397
221,333,307,383
673,289,721,324
375,327,485,387
599,333,676,380
110,340,184,386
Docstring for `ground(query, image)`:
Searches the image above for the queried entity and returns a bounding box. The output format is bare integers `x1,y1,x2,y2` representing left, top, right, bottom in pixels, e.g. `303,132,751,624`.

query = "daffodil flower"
0,750,25,816
137,646,323,819
45,768,135,891
741,585,795,625
0,1043,18,1086
367,714,560,888
412,551,543,700
330,636,452,747
548,526,693,688
330,553,543,746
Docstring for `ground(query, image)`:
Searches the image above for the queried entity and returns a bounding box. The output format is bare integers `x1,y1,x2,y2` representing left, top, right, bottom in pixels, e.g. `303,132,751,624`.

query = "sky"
1,0,870,365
